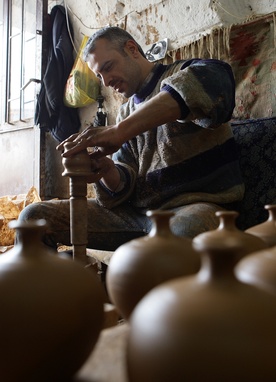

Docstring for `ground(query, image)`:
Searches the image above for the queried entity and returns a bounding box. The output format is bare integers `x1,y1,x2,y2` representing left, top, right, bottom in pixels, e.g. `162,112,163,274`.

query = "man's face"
87,38,143,98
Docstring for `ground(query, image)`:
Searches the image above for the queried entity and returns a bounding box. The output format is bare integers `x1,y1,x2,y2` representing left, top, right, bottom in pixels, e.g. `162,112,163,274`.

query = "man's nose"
100,73,111,87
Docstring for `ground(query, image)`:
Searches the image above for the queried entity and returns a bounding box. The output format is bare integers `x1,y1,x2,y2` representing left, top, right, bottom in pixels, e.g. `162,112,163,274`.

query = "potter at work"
18,26,244,251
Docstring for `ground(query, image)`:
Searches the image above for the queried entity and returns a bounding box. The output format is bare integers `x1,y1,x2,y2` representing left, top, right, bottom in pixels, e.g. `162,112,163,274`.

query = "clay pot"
245,204,276,247
127,220,276,382
0,219,104,382
204,211,267,261
106,210,200,319
235,244,276,296
62,141,92,177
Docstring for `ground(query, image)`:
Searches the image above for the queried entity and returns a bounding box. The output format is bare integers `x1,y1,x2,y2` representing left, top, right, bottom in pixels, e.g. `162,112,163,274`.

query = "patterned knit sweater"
94,59,245,210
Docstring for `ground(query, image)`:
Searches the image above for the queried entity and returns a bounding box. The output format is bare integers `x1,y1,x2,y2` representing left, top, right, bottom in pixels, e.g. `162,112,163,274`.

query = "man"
20,26,244,251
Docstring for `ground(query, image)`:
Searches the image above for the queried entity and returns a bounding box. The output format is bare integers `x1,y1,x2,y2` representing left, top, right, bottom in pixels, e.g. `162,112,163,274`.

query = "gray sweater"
94,59,245,211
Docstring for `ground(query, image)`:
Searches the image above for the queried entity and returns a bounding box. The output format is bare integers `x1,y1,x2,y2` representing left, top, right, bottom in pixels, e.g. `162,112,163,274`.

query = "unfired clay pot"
205,210,267,260
245,204,276,247
0,219,104,382
62,141,92,177
235,244,276,296
127,219,276,382
106,210,200,319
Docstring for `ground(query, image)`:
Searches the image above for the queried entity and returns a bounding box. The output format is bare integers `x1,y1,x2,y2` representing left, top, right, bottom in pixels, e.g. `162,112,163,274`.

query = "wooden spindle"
62,142,91,265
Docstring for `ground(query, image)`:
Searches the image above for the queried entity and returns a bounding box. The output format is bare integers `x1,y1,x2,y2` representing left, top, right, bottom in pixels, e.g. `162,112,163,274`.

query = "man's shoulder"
162,60,189,76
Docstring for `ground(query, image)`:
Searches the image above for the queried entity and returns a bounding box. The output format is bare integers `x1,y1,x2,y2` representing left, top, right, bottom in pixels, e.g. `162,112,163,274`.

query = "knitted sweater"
94,59,245,210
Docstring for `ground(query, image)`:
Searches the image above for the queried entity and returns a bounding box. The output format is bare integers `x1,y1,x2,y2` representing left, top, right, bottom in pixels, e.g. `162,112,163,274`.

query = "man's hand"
56,125,123,158
86,155,119,185
56,132,79,151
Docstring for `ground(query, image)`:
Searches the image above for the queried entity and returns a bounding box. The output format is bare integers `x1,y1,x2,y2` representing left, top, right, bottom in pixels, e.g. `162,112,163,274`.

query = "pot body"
0,220,104,382
127,273,276,382
106,210,200,319
204,211,267,260
236,245,276,296
245,205,276,247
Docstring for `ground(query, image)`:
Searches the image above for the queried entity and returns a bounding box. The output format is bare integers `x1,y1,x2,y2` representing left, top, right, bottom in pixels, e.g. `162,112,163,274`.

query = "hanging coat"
35,5,80,142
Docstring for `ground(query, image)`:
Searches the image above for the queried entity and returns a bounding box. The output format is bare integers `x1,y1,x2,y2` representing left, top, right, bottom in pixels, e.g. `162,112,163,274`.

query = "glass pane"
8,99,20,122
9,0,22,122
25,0,36,35
22,98,35,119
9,34,21,101
22,0,36,120
24,0,36,82
24,39,36,91
22,37,36,119
11,0,22,35
0,0,4,125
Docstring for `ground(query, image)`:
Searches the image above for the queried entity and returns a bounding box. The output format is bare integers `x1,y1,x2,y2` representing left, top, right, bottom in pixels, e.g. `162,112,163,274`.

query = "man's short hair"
83,26,146,61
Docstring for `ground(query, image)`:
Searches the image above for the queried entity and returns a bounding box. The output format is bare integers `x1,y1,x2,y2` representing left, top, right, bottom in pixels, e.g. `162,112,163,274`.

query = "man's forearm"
59,92,185,159
100,165,122,192
116,91,183,142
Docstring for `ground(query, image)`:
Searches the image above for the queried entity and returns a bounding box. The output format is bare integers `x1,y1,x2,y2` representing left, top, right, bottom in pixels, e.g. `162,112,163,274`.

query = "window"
0,1,4,126
0,0,40,131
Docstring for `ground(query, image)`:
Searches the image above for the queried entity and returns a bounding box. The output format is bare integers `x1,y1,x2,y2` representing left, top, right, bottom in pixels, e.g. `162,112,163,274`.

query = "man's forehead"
90,40,113,59
93,38,113,53
87,54,110,74
87,40,117,70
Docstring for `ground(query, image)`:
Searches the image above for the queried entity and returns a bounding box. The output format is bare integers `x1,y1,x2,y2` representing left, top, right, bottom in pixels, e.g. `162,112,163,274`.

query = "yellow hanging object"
64,35,100,108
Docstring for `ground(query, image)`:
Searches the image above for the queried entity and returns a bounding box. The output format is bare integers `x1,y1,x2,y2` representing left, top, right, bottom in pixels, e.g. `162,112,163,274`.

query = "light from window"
1,0,37,130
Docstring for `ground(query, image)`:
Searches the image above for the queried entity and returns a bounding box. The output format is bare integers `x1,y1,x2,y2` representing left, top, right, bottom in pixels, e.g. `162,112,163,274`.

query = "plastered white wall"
51,0,276,125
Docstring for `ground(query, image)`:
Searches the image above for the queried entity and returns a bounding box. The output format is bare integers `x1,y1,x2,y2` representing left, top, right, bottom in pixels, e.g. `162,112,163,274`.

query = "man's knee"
170,203,222,238
18,202,43,222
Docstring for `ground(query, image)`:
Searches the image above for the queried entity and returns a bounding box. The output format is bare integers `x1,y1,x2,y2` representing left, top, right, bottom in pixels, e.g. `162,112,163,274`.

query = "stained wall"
51,0,276,126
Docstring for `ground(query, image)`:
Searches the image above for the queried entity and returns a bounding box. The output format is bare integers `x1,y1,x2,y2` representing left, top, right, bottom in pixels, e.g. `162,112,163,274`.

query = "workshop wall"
49,0,276,126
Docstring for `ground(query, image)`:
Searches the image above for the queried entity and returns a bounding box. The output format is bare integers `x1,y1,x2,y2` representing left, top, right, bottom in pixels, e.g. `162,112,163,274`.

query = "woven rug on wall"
164,12,276,120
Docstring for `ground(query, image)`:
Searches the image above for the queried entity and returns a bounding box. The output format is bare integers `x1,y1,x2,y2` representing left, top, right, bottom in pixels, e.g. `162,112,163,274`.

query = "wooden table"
86,248,114,266
73,323,129,382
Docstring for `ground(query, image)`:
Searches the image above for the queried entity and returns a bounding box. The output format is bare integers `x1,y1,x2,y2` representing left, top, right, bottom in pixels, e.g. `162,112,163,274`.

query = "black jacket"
35,5,80,142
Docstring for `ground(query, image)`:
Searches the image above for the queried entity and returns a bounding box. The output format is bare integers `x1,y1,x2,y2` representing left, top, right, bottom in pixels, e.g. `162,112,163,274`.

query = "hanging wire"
64,0,79,54
212,0,262,22
62,0,170,55
63,0,169,31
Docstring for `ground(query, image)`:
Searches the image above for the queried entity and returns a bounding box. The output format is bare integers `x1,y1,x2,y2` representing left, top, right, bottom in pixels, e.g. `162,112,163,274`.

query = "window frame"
0,0,42,132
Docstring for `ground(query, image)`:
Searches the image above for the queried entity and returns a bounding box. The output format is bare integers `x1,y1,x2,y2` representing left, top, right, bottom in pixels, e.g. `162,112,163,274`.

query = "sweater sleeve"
160,59,236,129
92,142,137,209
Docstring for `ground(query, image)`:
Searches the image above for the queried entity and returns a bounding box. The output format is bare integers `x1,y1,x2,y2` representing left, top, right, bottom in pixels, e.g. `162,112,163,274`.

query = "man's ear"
125,40,139,57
